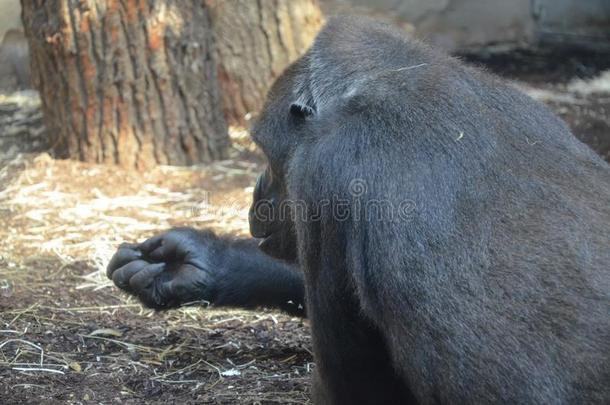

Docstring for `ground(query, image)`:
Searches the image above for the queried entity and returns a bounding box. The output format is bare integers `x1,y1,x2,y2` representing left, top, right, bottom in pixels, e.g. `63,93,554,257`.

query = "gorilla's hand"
106,228,226,309
106,228,306,315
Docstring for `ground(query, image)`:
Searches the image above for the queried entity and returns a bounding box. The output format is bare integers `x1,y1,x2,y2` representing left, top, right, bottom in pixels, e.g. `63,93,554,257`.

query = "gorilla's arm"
106,228,306,317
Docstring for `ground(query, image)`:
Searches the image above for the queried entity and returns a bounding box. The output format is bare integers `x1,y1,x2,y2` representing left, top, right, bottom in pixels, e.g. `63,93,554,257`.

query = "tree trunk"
209,0,322,126
22,0,229,168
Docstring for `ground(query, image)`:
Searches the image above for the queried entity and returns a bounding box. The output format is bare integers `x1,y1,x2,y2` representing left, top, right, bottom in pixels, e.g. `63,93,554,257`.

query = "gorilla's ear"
290,102,315,119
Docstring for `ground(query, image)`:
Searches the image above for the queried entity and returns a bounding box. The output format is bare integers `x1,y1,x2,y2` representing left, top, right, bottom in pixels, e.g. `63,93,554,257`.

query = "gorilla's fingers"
138,234,164,255
148,243,172,262
106,247,142,278
147,232,190,262
112,260,150,290
128,262,166,291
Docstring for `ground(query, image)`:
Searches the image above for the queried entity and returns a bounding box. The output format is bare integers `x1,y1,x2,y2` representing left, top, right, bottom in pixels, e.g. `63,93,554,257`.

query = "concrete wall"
322,0,610,52
533,0,610,50
341,0,535,51
0,0,21,40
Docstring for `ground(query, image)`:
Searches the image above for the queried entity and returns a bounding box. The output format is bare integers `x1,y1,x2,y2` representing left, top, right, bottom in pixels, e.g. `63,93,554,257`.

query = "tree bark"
21,0,322,167
210,0,322,126
22,0,229,168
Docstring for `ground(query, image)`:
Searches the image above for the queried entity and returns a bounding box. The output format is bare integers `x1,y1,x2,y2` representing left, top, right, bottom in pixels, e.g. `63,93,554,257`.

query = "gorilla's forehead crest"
292,16,436,114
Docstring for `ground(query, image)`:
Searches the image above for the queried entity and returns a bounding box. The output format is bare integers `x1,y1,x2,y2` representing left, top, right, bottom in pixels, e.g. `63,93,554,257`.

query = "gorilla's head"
247,16,418,263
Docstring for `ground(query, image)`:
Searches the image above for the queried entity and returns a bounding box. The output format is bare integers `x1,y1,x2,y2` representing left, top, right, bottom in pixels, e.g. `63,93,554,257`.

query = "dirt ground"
1,50,610,404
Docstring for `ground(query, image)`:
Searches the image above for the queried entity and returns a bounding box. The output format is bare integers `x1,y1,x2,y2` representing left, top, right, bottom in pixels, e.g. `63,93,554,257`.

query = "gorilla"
108,16,610,405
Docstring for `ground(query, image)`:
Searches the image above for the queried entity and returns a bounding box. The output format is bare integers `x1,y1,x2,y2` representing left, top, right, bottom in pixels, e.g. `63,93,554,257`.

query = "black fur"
106,228,305,316
250,16,610,405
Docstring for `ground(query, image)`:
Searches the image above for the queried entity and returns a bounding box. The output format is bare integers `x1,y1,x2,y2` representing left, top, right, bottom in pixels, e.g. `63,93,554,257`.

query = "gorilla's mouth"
251,221,297,262
250,220,276,251
258,231,297,262
258,232,278,253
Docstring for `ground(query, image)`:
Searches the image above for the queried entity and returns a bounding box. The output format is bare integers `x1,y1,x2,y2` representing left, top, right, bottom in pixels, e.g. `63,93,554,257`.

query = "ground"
1,51,610,404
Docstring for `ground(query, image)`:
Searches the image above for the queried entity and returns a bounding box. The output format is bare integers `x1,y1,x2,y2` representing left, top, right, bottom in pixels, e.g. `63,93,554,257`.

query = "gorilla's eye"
289,103,315,120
